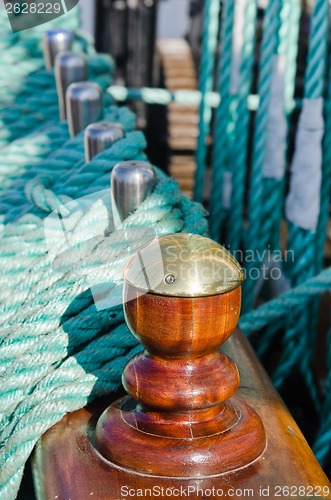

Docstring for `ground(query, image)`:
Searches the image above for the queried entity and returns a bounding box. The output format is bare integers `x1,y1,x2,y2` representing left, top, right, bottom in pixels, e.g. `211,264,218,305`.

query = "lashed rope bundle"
191,0,331,467
243,0,284,311
226,0,258,251
272,0,329,403
209,0,236,240
194,0,221,202
0,29,208,493
1,0,331,497
0,53,114,149
0,112,207,499
0,8,80,110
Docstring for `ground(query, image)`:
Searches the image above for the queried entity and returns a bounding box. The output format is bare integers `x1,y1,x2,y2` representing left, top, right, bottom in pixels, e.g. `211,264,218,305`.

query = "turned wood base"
93,283,266,478
95,396,266,477
32,331,331,500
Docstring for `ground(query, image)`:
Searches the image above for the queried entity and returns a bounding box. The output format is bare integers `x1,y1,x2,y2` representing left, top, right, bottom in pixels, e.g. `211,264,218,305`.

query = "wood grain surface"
32,329,331,499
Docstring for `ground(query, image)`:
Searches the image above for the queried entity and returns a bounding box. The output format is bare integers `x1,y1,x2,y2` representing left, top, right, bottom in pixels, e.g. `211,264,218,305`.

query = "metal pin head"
66,82,103,138
55,52,88,121
43,29,74,70
84,122,125,163
123,234,245,297
111,160,156,222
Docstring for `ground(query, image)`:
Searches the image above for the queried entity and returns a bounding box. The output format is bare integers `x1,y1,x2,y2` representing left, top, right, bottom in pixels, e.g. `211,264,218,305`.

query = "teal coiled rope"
313,317,331,463
209,0,235,241
0,7,80,109
259,0,301,256
243,0,284,313
240,266,331,336
0,53,114,148
194,0,221,202
0,102,208,500
0,118,136,329
0,106,135,229
226,0,258,252
273,0,329,397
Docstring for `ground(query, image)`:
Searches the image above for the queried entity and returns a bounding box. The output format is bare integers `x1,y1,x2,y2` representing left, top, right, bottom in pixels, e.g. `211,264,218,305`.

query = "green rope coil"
239,266,331,335
1,1,331,493
194,0,221,202
209,0,235,241
258,0,301,256
226,0,258,252
275,0,329,399
0,53,114,148
0,96,207,499
243,0,284,313
0,7,80,109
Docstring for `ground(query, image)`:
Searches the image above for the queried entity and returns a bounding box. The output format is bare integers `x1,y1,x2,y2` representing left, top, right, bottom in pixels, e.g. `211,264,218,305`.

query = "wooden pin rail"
32,330,331,499
32,234,331,500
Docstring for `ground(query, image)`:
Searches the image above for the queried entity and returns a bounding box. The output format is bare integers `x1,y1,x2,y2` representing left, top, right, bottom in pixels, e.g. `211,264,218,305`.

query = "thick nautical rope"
194,0,221,202
258,0,301,261
0,106,135,230
283,0,301,114
239,266,331,335
0,108,136,331
287,0,328,283
0,101,207,499
0,54,114,148
0,32,97,120
0,132,145,321
259,0,301,254
0,8,80,109
0,102,118,227
313,318,331,464
273,0,329,398
226,0,258,252
208,0,235,241
242,0,284,313
0,125,70,229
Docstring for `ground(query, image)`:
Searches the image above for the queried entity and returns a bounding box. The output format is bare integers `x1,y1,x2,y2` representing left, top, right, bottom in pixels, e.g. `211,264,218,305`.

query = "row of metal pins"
43,30,156,222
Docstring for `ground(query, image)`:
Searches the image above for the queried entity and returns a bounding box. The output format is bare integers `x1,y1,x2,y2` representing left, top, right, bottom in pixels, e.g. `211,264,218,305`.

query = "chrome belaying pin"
110,160,156,222
66,82,103,138
43,29,74,70
84,122,125,163
55,52,88,121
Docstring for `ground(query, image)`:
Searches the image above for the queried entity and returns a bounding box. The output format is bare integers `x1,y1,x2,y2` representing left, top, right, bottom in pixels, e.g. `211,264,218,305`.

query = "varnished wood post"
95,234,266,476
32,234,331,499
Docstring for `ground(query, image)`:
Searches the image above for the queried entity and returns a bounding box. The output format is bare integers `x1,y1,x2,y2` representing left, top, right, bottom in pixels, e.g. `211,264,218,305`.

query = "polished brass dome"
123,233,244,297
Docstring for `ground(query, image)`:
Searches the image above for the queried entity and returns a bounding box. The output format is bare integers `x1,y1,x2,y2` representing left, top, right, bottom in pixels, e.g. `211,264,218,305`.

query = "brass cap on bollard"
123,233,244,297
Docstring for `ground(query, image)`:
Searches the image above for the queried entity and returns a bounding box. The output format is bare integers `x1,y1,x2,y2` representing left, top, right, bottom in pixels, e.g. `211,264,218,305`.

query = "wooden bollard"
95,233,265,476
32,234,331,499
